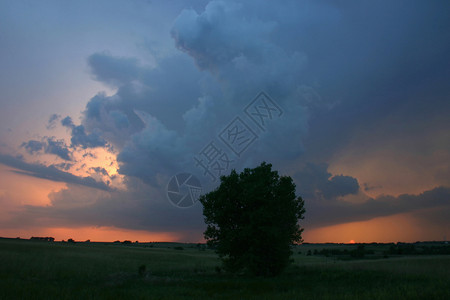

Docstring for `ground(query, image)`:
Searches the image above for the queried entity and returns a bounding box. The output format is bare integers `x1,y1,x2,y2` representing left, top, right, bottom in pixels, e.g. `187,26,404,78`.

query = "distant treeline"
30,237,54,242
387,243,450,255
309,243,450,259
307,244,371,258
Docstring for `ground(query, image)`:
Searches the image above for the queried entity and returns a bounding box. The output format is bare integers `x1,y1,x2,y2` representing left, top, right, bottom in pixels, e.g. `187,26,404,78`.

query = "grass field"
1,239,449,299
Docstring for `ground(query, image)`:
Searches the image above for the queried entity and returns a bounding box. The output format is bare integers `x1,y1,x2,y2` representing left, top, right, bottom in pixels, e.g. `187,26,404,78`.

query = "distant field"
1,239,449,299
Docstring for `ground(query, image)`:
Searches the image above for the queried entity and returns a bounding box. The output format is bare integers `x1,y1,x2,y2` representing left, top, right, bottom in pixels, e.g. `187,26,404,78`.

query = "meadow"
0,238,449,299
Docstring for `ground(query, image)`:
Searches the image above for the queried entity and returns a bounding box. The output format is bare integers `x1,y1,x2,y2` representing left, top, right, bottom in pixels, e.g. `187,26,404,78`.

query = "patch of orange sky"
328,130,450,198
0,226,182,243
1,213,434,243
0,158,198,243
0,148,445,243
0,145,124,209
302,212,438,243
0,164,65,207
64,147,126,190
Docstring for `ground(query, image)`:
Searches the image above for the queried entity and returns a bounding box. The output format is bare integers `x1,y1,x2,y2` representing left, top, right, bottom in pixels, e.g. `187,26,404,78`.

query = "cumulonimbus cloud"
3,0,449,241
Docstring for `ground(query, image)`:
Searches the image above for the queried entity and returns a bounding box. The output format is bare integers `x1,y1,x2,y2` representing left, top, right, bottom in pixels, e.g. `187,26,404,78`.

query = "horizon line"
1,236,448,245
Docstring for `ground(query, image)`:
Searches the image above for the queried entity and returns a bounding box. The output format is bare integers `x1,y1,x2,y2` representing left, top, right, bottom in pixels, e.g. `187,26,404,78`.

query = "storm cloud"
61,116,108,149
294,163,360,200
21,137,71,161
305,186,450,229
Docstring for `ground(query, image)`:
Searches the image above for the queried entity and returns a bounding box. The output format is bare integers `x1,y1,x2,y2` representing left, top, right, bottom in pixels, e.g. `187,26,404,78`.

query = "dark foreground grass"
0,239,449,299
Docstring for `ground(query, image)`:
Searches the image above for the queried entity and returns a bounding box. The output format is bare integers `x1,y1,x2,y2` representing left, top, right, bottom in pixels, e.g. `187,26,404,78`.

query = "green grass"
0,239,449,299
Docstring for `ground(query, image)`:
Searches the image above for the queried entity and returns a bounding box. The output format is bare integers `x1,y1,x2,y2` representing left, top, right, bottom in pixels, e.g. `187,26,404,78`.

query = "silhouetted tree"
200,162,305,276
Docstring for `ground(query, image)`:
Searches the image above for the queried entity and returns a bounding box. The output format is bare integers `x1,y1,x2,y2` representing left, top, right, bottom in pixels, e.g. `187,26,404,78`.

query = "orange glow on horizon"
0,226,184,243
302,212,443,243
1,159,447,244
349,239,356,244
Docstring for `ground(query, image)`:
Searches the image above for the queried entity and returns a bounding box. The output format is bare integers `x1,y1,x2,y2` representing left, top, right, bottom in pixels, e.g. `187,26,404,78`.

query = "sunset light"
0,0,448,245
1,1,449,298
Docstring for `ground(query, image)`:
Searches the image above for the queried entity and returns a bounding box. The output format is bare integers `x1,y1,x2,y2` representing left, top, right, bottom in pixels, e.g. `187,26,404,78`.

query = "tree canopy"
200,162,305,276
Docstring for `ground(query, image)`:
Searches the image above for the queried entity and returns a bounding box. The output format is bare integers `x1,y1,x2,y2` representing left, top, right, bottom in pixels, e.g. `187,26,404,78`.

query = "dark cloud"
363,183,382,192
0,154,110,191
82,53,203,137
293,0,450,164
70,125,107,149
54,163,74,171
77,0,318,188
305,186,450,229
88,52,141,87
45,137,71,161
82,152,96,159
294,163,359,200
90,167,109,176
67,0,448,207
171,1,277,70
61,116,75,128
62,116,107,149
46,114,61,130
84,94,105,122
109,110,129,129
21,140,44,154
323,174,359,199
21,137,71,161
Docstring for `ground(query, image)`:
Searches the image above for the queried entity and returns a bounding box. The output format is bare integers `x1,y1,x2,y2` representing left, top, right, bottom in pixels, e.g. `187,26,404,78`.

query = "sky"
0,0,449,243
